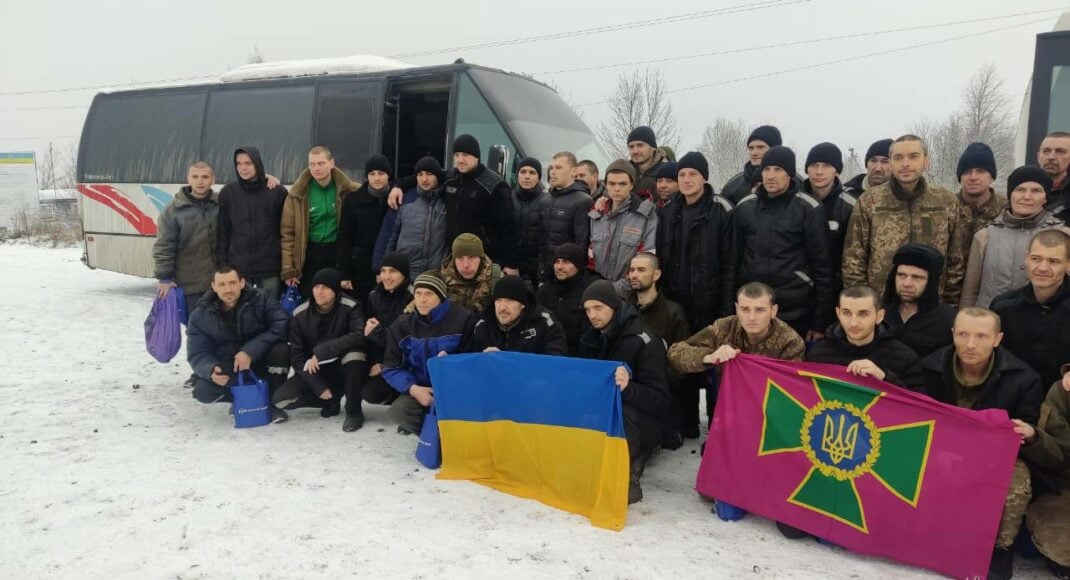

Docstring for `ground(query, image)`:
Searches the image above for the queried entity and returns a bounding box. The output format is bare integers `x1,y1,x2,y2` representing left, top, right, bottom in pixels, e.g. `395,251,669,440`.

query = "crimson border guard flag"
697,354,1021,578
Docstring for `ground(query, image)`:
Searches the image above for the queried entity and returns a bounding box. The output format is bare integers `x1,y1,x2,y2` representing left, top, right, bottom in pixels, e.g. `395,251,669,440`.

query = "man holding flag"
1020,370,1070,578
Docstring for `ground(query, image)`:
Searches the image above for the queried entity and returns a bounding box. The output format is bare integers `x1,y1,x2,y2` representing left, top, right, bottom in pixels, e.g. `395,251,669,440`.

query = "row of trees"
588,64,1017,192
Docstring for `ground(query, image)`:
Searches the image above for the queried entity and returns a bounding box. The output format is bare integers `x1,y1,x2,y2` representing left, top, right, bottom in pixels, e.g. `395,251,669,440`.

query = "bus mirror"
488,144,509,176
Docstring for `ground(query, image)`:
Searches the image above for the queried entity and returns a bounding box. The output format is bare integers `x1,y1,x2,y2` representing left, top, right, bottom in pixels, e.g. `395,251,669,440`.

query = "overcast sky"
1,0,1065,176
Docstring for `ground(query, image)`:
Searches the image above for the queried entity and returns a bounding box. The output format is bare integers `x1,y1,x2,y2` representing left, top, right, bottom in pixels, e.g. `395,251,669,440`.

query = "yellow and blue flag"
427,352,630,530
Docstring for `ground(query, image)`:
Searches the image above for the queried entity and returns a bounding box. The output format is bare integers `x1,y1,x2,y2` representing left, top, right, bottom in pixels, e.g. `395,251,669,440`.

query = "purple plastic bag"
145,288,184,363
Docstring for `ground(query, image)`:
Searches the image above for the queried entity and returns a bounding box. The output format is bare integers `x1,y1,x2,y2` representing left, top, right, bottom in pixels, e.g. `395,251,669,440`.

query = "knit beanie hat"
865,139,893,164
605,159,637,185
553,243,587,272
626,126,657,148
892,243,944,278
380,251,411,280
414,156,445,183
677,151,710,181
582,280,622,311
364,154,392,179
452,134,481,158
492,275,529,305
761,146,797,179
413,270,448,301
311,268,342,295
517,157,543,180
655,162,679,181
805,142,843,174
747,125,783,148
451,233,485,259
956,142,998,181
1007,165,1053,195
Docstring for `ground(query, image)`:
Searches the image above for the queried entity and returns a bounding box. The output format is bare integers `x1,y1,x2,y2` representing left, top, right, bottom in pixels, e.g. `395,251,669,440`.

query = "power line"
0,135,78,141
388,0,814,58
573,16,1056,108
0,73,219,97
536,7,1070,75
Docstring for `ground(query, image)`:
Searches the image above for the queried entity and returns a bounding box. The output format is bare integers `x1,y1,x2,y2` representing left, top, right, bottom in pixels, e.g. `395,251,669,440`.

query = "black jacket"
577,305,670,419
803,177,856,288
364,282,414,365
471,302,568,356
734,182,835,331
338,183,389,301
723,162,803,205
991,279,1070,387
882,243,955,359
921,345,1044,424
1044,177,1070,224
807,323,925,389
444,164,519,269
843,173,867,197
629,291,691,383
535,269,602,355
187,288,289,381
541,180,592,274
656,185,738,329
289,296,367,388
512,183,551,277
216,146,288,278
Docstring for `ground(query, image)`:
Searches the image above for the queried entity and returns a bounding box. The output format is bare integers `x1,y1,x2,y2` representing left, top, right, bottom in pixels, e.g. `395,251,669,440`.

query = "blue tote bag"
280,285,302,315
415,405,441,469
230,370,272,428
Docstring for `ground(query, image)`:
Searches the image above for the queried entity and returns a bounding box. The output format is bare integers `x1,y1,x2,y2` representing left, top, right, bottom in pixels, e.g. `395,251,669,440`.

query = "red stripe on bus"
77,184,158,235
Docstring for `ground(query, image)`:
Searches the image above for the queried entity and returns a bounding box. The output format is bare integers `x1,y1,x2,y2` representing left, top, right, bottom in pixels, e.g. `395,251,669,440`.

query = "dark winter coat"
153,187,219,293
337,182,389,301
633,152,669,202
734,182,835,332
471,302,568,356
1044,178,1070,224
280,167,359,281
806,323,925,389
656,184,738,329
578,305,671,419
991,279,1070,387
535,269,603,355
385,186,449,275
843,173,868,197
541,180,592,275
216,147,288,279
289,295,367,384
803,177,855,289
723,162,803,205
921,345,1044,424
364,282,414,365
512,183,551,278
381,300,476,393
443,164,520,269
882,243,955,359
187,287,289,381
629,291,690,383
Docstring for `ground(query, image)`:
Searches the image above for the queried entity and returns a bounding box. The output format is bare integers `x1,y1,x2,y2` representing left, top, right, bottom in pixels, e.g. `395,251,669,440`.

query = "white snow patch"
221,55,414,83
0,245,1050,578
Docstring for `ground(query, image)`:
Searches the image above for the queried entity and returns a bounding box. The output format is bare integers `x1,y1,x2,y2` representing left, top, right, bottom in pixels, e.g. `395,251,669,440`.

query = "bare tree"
697,118,751,192
37,142,78,190
911,64,1016,191
247,45,265,65
596,69,680,159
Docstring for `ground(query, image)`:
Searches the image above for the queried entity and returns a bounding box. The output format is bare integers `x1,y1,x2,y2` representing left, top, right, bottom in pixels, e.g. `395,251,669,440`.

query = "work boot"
271,407,289,424
628,452,651,505
183,374,197,389
343,412,364,432
321,402,341,418
988,547,1013,580
1047,558,1070,580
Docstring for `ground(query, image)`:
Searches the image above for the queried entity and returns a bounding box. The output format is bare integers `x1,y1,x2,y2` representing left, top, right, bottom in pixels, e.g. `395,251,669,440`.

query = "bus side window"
453,72,516,181
315,81,380,182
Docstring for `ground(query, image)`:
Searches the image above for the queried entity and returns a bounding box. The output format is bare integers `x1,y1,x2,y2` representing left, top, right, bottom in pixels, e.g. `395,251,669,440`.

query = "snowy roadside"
0,245,1045,579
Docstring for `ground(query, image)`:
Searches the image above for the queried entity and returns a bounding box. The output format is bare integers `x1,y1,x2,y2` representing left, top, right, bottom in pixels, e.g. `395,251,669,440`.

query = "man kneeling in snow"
271,268,370,432
187,266,290,420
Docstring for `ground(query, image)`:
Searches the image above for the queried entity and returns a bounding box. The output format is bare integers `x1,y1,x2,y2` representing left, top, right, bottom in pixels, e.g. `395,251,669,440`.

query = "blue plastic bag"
280,285,302,315
415,405,441,469
231,370,272,428
145,287,184,363
713,500,747,522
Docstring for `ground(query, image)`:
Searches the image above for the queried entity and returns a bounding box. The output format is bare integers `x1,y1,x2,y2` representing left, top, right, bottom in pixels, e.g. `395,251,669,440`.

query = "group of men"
152,127,1070,579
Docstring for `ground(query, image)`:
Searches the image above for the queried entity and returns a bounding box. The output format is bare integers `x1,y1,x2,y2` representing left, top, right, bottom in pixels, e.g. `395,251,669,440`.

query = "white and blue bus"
1016,11,1070,164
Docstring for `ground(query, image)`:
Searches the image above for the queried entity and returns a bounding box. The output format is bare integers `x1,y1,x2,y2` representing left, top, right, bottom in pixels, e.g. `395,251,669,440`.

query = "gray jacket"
386,185,449,275
153,187,219,293
589,193,658,295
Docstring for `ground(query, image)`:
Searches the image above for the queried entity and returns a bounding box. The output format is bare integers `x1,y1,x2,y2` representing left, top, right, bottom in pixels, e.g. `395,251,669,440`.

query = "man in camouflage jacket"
439,233,502,314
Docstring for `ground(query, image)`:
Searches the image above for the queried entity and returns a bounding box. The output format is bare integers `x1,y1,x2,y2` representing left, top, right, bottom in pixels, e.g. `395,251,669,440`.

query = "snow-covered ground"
0,245,1048,579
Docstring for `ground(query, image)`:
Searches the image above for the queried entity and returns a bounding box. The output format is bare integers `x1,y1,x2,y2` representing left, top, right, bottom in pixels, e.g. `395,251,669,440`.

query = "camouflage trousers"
996,460,1032,549
1026,487,1070,566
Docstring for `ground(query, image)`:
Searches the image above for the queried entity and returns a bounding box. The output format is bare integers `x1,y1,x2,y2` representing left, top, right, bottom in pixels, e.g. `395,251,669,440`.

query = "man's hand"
319,388,333,401
285,277,300,288
593,196,610,213
614,366,630,391
306,355,320,375
805,330,825,343
703,345,741,365
364,318,380,337
846,359,885,380
211,366,229,386
266,174,281,189
483,347,501,353
1011,419,1037,444
233,351,252,372
369,363,382,377
410,385,434,407
341,280,353,291
156,280,176,298
437,351,449,357
387,187,404,209
503,267,519,277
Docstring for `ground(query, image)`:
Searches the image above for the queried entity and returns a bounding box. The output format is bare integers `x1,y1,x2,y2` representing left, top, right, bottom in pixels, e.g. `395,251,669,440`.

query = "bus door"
380,75,452,178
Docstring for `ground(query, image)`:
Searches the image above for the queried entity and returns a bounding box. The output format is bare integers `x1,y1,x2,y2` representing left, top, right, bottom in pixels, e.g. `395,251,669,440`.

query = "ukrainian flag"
427,352,630,530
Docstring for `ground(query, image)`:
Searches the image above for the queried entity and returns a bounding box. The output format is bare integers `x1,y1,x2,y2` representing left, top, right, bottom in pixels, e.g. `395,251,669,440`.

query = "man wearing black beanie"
803,142,855,293
654,161,680,206
844,138,893,196
956,142,1008,240
471,276,567,355
361,252,415,415
723,125,801,205
626,125,670,201
535,242,602,355
735,146,835,340
338,154,392,303
513,157,550,287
